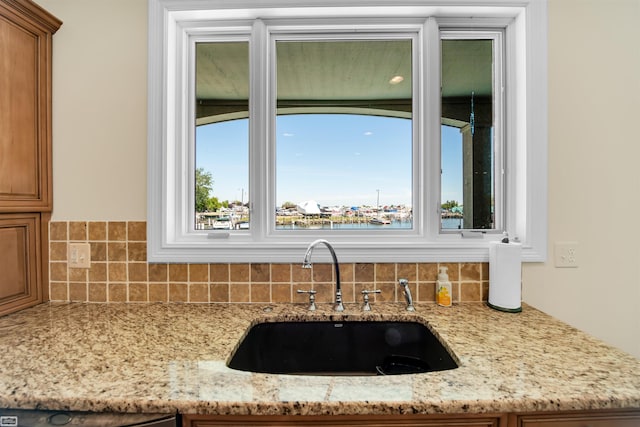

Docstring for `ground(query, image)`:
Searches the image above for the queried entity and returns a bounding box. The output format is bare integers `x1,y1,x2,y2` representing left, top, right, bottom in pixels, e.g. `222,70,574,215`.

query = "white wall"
523,0,640,358
40,0,148,220
36,0,640,358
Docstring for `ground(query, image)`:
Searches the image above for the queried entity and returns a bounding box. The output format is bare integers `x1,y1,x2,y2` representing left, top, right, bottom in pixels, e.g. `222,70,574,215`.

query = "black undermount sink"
227,320,458,376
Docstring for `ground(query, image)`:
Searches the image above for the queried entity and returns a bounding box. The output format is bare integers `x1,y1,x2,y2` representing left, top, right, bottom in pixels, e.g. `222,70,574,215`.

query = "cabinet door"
0,214,42,315
0,0,60,212
513,410,640,427
184,414,505,427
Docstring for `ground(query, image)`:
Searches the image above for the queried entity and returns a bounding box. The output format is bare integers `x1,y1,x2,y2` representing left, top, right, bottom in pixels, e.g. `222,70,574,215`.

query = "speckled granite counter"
0,302,638,416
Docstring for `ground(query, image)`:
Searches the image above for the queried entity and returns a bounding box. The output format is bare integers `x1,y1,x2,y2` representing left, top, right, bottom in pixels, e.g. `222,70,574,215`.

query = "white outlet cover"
554,242,579,268
68,243,91,269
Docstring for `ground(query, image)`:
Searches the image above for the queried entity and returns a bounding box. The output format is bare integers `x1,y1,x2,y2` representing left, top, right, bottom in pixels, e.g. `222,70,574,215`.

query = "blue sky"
196,115,463,207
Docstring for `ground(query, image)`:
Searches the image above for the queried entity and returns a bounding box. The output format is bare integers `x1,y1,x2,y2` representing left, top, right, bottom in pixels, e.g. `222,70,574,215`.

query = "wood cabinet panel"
0,15,38,201
0,0,60,212
0,213,42,315
510,410,640,427
183,414,505,427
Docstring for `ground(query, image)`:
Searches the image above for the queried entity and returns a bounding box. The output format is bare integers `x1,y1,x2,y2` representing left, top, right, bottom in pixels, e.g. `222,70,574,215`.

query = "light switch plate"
554,242,579,268
68,243,91,268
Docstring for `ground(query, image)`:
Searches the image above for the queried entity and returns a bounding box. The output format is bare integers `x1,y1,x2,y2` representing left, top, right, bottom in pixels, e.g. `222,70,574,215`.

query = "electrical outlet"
554,242,579,268
68,243,91,268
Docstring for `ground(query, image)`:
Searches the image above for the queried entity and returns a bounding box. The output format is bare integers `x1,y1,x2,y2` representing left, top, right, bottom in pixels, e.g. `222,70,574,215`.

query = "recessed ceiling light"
389,75,404,85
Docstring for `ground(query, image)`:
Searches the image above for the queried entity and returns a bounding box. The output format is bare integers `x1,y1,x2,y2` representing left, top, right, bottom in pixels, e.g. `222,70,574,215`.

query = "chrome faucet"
398,278,415,311
302,239,343,311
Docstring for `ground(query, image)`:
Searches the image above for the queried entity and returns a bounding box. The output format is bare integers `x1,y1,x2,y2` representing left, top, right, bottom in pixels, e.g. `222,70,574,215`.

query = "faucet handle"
297,289,317,311
361,289,381,311
398,278,415,312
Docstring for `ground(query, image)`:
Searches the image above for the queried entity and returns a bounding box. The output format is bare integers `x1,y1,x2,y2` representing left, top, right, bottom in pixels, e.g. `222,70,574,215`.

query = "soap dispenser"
436,266,452,307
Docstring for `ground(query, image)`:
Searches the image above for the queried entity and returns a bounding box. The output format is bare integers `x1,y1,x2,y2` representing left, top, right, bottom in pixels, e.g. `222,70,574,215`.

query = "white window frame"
147,0,547,264
438,29,506,235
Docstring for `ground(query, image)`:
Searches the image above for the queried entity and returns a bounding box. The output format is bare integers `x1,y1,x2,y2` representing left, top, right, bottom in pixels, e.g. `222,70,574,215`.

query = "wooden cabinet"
183,414,506,427
184,411,640,427
0,213,43,313
509,410,640,427
0,0,60,316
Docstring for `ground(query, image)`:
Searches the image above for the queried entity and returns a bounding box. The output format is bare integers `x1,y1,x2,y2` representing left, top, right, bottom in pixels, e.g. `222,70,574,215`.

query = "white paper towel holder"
487,239,523,313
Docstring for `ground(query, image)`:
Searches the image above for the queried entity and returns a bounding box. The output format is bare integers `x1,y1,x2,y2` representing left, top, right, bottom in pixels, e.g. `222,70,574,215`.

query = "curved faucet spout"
302,239,343,311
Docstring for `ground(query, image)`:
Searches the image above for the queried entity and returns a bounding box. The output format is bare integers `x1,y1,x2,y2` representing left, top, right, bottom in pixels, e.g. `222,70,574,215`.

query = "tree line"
197,168,460,212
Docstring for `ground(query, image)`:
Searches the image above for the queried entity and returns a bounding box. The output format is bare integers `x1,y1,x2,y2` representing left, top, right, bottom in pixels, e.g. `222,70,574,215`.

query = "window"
440,35,501,231
147,0,548,263
195,41,250,231
274,37,414,231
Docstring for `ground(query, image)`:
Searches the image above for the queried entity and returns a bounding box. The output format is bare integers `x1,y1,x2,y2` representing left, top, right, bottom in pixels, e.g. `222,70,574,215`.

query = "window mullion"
423,17,441,239
492,30,506,233
249,19,270,241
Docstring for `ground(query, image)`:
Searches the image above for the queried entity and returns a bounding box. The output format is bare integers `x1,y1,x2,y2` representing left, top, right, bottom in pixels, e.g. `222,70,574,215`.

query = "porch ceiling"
195,39,492,121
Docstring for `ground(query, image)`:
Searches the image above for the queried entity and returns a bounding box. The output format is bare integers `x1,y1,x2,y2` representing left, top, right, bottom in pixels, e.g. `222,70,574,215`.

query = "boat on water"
212,216,233,229
369,217,391,225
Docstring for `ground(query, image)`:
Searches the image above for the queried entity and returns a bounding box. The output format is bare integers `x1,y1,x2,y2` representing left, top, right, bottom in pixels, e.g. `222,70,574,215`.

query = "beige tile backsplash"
49,221,489,304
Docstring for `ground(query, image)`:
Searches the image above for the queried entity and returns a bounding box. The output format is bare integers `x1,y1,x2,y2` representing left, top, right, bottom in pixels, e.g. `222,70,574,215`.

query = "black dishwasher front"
0,409,177,427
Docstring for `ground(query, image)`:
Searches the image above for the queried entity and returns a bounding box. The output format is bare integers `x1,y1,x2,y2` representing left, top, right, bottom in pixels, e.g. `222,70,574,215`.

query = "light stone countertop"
0,302,638,416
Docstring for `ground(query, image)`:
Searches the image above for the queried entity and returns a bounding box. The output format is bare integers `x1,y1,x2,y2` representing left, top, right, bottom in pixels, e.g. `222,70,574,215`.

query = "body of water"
275,217,463,230
442,217,463,229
